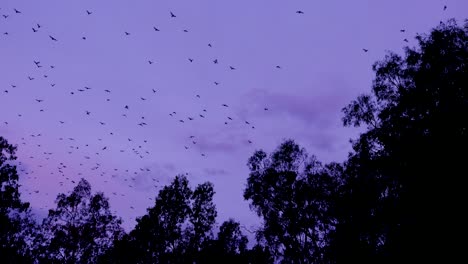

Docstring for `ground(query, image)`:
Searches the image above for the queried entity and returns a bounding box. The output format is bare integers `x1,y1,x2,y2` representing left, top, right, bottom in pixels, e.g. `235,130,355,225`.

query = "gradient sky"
1,0,467,239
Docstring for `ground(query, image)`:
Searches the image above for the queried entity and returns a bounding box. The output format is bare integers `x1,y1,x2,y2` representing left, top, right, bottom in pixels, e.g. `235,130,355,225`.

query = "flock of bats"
0,3,449,220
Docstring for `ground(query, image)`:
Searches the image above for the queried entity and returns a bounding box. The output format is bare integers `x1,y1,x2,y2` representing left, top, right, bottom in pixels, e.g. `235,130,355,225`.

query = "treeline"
1,19,467,263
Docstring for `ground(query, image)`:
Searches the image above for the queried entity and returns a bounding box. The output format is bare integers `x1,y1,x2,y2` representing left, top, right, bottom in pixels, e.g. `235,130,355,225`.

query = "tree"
244,139,340,263
198,219,249,264
334,19,468,262
0,136,34,263
245,243,274,264
186,182,217,262
97,234,139,264
37,178,124,264
216,219,248,258
125,175,220,263
129,174,193,263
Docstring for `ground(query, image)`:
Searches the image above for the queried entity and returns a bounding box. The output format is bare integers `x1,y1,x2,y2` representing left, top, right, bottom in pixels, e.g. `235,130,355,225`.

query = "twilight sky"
1,0,467,237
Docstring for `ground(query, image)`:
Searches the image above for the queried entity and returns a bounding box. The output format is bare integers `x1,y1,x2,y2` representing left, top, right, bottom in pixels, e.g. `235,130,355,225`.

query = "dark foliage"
244,139,341,263
0,137,34,263
35,178,124,264
198,219,249,263
334,18,468,262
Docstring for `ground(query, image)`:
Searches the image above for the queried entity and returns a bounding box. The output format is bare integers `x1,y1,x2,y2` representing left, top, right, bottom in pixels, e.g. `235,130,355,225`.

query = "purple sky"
1,0,467,239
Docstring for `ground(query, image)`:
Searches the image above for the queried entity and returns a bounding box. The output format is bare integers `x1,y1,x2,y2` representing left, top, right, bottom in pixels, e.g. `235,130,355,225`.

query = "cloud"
236,87,359,163
193,131,249,153
203,167,228,177
162,162,176,172
240,88,344,129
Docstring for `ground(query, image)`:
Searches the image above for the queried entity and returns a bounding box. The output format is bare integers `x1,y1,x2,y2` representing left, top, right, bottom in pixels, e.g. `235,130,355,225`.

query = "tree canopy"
243,19,468,263
36,178,124,264
0,136,34,263
244,139,341,263
336,18,468,262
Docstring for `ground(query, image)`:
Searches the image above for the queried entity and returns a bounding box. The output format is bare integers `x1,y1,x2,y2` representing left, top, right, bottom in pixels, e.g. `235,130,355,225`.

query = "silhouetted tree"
97,234,139,264
128,175,193,263
185,182,217,262
217,219,248,258
118,175,223,263
36,178,124,264
245,243,274,264
244,139,340,263
0,136,35,263
332,18,468,262
198,218,250,264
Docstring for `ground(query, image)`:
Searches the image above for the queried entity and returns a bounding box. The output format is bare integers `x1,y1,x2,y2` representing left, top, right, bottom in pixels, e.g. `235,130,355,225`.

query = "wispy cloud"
240,88,344,129
203,167,228,177
192,131,249,153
